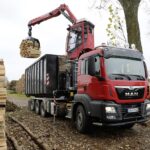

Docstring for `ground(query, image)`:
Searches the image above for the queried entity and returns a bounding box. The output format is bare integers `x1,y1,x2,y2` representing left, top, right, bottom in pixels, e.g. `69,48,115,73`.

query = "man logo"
125,92,138,97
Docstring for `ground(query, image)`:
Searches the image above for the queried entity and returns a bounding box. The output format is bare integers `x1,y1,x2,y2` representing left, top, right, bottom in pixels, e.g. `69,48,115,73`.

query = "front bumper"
90,99,150,126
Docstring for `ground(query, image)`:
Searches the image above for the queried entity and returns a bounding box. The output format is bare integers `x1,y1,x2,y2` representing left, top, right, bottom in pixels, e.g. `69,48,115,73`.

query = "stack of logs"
0,59,7,150
58,55,71,72
20,38,41,58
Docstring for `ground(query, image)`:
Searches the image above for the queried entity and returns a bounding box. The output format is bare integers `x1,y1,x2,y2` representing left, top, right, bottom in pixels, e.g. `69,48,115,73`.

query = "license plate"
128,108,139,113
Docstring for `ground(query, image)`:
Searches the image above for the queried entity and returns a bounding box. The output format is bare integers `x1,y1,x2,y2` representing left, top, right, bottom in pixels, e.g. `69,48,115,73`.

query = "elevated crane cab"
66,20,95,59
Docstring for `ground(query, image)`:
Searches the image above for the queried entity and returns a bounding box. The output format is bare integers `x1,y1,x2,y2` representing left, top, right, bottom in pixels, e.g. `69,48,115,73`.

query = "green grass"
7,90,29,100
7,93,27,98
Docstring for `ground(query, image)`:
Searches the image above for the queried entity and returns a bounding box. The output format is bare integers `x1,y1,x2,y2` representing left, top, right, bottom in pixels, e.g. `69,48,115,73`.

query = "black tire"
75,105,90,133
30,100,35,111
35,100,40,114
119,123,135,129
40,101,47,117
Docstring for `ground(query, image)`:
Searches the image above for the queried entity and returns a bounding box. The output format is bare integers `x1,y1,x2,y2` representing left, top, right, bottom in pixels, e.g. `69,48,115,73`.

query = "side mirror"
88,56,95,76
144,61,148,79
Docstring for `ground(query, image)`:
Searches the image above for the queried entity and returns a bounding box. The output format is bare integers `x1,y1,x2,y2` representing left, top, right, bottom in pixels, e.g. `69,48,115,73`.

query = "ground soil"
6,96,150,150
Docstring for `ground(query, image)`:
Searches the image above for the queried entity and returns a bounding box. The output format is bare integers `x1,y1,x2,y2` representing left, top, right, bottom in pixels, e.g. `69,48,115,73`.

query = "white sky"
0,0,150,81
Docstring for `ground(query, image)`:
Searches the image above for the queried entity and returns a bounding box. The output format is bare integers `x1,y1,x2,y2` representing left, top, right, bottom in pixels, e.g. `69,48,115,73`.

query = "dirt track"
6,96,150,150
7,95,28,107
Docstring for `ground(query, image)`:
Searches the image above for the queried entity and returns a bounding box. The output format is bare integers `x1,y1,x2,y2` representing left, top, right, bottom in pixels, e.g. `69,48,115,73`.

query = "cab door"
78,55,105,99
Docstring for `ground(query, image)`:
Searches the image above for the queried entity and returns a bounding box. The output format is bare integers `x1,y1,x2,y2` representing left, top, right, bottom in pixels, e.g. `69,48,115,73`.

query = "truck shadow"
65,119,141,139
88,125,138,138
48,116,141,139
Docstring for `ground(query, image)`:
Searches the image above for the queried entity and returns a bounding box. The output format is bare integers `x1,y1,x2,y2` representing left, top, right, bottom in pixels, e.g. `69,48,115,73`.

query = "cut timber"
0,109,6,150
20,38,41,58
0,77,5,82
0,67,5,76
59,55,71,72
0,60,4,65
0,59,7,150
8,115,49,150
0,88,7,95
0,97,6,104
0,83,5,89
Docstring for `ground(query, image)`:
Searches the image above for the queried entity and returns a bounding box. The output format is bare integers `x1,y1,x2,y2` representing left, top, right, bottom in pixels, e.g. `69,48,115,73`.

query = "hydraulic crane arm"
21,3,78,58
20,3,94,59
28,4,77,27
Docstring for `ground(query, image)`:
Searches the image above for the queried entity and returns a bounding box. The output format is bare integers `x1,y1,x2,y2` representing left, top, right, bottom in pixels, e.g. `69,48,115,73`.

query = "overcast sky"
0,0,150,81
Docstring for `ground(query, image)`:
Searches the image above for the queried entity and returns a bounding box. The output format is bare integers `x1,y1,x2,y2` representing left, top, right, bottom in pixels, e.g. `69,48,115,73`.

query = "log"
20,38,41,58
9,115,49,150
58,55,71,72
6,131,22,150
0,60,4,65
0,59,6,149
0,71,5,76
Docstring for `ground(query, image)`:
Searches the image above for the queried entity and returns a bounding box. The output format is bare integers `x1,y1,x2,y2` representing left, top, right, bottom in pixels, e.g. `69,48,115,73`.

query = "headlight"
146,103,150,111
105,105,121,120
105,106,116,114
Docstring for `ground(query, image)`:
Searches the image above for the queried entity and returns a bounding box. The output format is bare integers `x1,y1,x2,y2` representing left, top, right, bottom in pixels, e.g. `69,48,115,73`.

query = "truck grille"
115,86,145,100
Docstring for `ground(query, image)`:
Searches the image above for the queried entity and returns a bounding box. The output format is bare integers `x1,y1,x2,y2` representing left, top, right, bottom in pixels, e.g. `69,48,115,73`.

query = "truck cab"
73,46,150,132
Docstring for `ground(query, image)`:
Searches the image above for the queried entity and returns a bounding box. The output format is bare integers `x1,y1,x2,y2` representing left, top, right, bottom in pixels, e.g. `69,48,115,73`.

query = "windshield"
105,57,146,80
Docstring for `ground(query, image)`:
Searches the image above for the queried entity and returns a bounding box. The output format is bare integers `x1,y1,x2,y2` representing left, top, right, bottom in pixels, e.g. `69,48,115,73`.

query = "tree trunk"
119,0,142,52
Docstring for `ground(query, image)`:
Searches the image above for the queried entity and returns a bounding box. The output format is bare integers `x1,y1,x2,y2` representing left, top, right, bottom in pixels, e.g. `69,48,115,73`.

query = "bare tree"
16,74,25,94
91,0,144,52
118,0,142,52
106,4,128,47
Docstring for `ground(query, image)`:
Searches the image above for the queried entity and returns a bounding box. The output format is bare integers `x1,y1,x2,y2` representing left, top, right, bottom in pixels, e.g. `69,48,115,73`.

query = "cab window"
81,55,101,76
68,27,82,51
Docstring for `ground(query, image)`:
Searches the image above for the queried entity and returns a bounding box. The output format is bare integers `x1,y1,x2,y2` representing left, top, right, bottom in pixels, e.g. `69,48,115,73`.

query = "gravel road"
6,96,150,150
7,95,28,107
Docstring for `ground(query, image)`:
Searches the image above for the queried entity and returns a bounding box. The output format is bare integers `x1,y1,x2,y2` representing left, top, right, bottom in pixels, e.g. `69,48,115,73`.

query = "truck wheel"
30,100,35,111
40,101,47,117
35,100,40,114
75,105,90,133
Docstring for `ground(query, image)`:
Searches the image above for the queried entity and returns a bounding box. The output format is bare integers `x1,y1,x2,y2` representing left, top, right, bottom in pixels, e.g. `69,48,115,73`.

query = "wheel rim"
41,103,45,116
30,101,34,110
35,102,39,113
77,111,83,129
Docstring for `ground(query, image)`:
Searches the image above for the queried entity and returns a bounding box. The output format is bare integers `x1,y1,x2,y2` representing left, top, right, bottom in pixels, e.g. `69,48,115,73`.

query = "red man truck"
21,4,150,133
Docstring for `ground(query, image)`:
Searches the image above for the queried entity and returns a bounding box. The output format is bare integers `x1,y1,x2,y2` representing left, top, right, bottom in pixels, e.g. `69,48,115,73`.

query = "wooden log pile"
20,38,41,58
0,59,7,150
58,55,71,72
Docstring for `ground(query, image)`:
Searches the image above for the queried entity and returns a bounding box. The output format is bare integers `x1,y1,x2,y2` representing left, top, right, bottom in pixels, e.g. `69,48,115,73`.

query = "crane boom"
28,4,77,26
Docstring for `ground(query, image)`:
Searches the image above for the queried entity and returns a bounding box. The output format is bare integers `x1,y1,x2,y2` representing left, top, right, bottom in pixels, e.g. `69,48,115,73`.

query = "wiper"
129,74,145,80
111,73,131,80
